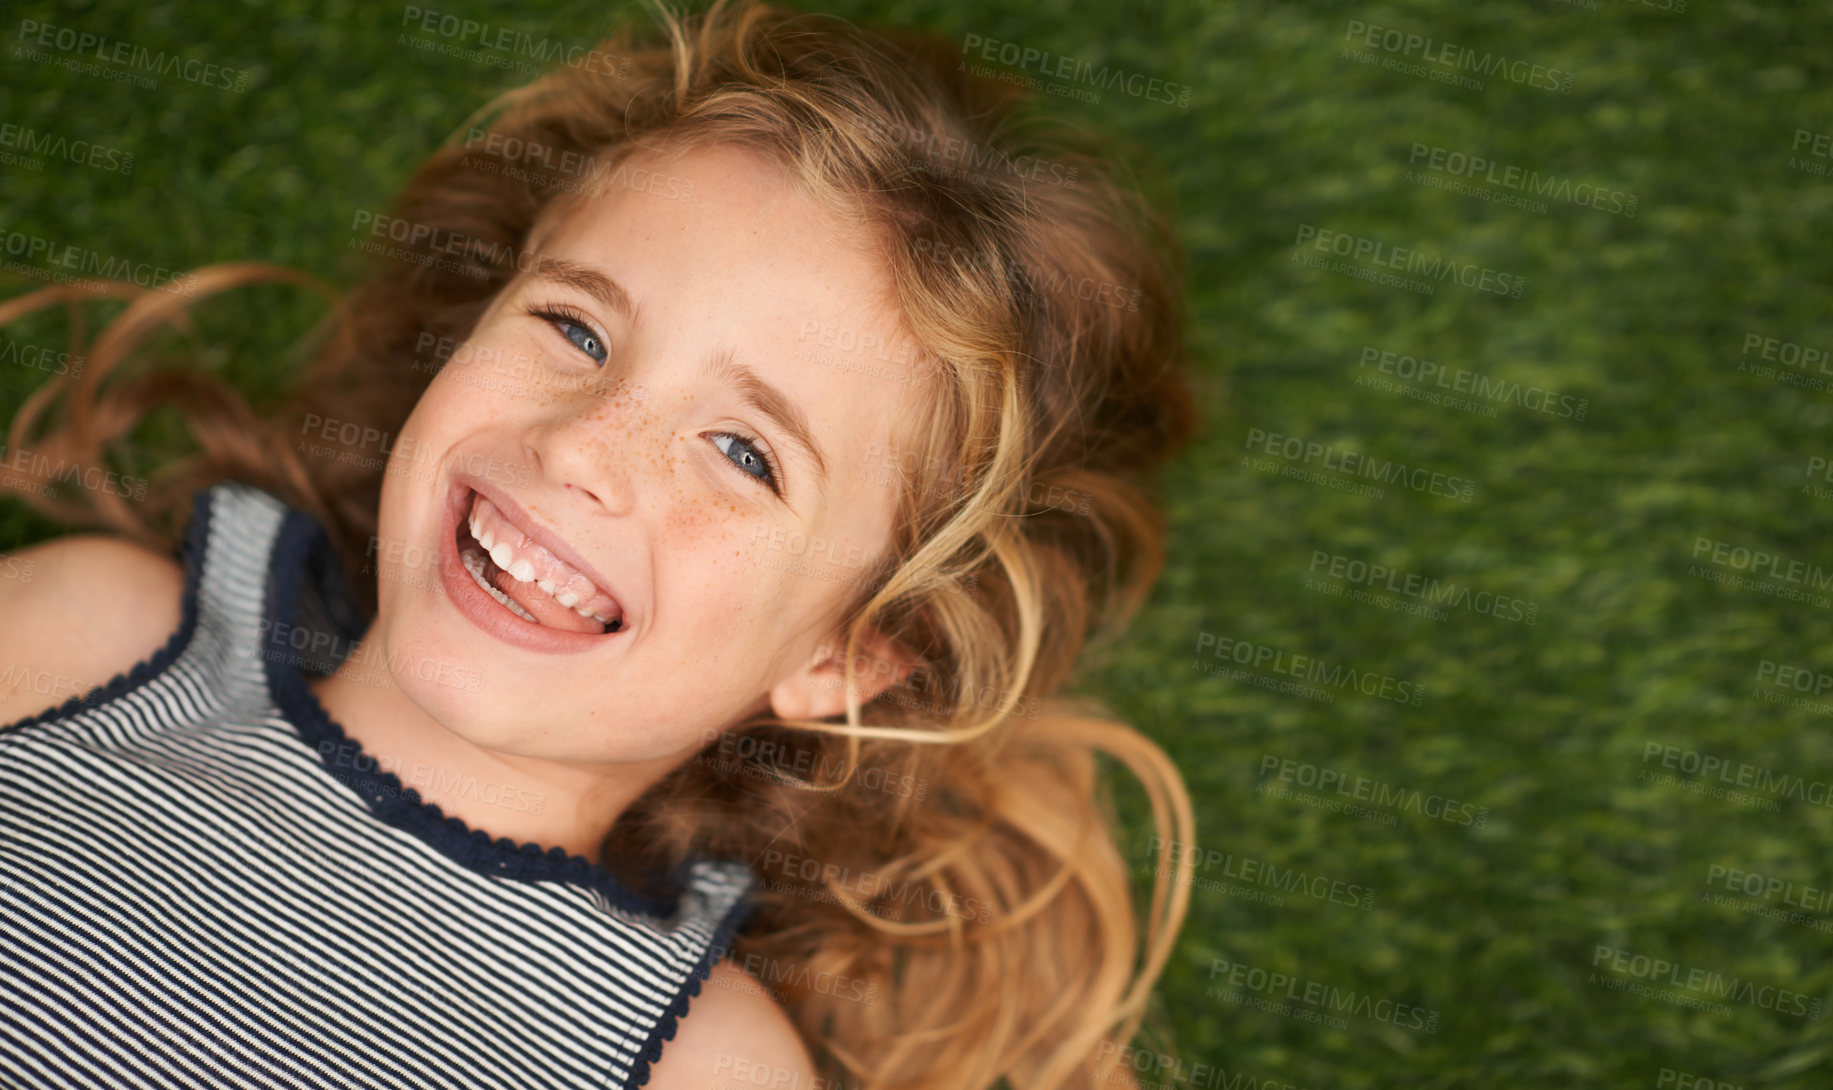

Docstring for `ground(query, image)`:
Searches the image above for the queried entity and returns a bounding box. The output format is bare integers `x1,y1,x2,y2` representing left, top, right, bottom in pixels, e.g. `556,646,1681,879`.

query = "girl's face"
370,142,921,769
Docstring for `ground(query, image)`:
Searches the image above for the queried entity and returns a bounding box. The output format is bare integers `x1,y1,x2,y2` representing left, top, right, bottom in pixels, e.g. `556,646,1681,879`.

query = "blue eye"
563,323,606,363
710,432,781,493
532,306,608,364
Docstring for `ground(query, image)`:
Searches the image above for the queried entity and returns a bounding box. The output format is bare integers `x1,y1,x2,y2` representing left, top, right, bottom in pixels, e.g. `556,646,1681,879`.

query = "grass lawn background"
4,1,1832,1086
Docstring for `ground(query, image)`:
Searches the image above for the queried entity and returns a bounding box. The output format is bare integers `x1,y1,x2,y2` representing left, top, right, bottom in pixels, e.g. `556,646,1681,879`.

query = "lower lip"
437,483,621,655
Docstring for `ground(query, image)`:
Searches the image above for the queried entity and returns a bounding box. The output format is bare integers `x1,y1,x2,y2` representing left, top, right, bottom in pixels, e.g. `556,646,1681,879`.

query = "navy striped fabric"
0,483,753,1088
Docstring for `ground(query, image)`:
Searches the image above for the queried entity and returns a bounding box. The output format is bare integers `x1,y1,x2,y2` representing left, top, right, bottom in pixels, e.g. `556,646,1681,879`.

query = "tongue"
489,566,606,634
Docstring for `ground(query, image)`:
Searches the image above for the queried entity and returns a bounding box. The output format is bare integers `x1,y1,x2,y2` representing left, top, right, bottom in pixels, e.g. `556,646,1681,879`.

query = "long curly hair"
0,2,1201,1086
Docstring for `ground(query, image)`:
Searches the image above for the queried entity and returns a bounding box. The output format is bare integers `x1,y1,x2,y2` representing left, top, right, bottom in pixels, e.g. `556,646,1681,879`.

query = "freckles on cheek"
663,497,777,621
664,492,753,557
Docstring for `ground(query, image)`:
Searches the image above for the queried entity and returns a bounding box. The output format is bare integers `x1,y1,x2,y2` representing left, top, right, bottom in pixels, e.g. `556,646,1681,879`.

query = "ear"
767,624,922,722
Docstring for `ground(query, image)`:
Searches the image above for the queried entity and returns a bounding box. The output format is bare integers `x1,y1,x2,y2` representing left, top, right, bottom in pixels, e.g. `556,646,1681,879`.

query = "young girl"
0,1,1198,1086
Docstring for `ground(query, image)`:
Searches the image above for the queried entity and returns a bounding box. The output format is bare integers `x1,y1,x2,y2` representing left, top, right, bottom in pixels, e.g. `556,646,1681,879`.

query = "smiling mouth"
455,487,624,636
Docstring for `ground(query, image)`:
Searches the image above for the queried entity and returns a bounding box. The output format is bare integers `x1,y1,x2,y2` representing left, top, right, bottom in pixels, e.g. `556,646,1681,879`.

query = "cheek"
658,499,783,639
664,488,750,540
665,493,766,592
401,367,490,449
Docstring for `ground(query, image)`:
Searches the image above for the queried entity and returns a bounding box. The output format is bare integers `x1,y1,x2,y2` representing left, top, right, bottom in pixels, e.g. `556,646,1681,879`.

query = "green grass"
6,0,1833,1086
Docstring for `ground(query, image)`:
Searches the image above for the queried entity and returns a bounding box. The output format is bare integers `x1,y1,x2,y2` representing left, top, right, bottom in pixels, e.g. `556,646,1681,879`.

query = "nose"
521,387,647,516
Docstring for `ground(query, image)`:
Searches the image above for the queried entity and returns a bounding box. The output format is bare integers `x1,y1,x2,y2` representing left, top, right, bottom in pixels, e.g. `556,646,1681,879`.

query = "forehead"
534,139,879,286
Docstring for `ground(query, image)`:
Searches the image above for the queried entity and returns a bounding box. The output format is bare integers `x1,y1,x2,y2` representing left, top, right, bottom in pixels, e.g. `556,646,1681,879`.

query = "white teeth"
460,549,538,623
466,492,621,630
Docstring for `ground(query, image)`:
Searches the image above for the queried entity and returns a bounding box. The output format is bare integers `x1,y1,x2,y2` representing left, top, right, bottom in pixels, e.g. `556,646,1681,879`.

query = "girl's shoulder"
644,959,815,1089
0,534,184,729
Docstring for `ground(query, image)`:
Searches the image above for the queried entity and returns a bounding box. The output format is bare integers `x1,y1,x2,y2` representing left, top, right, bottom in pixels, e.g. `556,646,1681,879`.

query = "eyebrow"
707,347,830,496
524,256,637,322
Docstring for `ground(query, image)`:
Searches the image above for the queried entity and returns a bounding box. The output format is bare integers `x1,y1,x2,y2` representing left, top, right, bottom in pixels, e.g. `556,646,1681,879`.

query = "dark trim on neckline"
623,898,757,1089
0,488,214,736
260,498,690,922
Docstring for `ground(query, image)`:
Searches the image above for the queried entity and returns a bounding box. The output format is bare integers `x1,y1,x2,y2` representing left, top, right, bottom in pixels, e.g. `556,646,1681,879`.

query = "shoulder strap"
0,481,297,740
626,859,758,1087
176,482,297,718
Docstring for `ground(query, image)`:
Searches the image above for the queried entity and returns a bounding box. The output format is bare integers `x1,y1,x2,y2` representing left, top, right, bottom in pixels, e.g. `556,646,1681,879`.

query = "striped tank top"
0,482,754,1088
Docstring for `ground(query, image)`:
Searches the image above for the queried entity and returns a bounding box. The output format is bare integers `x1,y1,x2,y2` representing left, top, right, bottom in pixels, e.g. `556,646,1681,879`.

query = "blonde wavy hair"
0,2,1201,1086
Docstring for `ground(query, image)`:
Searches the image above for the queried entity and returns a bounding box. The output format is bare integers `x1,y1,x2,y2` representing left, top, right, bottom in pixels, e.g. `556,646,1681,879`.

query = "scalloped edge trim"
622,893,759,1089
261,500,695,921
0,486,214,737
